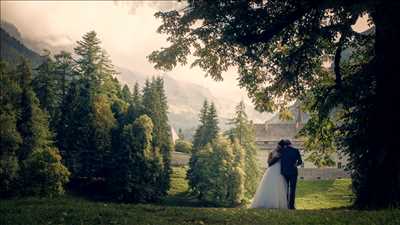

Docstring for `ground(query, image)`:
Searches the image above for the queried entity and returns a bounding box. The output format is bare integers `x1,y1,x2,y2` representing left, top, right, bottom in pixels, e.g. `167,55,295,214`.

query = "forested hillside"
0,21,271,139
1,30,173,202
0,27,42,66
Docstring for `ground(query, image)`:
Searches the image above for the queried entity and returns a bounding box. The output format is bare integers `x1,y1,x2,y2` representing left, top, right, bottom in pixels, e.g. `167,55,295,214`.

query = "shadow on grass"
160,191,220,208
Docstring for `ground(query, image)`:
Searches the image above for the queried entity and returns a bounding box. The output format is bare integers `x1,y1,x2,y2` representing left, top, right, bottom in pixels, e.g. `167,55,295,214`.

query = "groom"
279,139,303,209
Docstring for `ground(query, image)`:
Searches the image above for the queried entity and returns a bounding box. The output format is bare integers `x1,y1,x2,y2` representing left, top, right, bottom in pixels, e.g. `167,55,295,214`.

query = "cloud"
114,1,187,15
0,1,255,105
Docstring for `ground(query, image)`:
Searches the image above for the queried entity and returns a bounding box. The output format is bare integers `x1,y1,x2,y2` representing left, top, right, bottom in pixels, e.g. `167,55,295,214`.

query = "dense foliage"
187,100,219,195
0,60,69,198
149,0,400,208
174,139,193,154
225,101,261,200
193,136,245,206
187,100,259,206
1,31,173,202
109,115,164,202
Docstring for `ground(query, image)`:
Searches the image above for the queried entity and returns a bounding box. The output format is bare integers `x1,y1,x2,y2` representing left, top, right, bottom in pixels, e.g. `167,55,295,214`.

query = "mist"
1,1,247,101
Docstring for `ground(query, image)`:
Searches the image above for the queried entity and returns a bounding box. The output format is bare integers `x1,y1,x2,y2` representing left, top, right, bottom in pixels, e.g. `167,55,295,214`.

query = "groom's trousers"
283,175,297,209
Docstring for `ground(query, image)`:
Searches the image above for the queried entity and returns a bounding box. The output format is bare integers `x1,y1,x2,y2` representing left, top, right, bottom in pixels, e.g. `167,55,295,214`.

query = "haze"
1,1,248,101
1,0,370,105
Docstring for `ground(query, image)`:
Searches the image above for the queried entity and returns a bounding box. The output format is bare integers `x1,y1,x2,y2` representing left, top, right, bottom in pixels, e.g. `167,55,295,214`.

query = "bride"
250,142,288,209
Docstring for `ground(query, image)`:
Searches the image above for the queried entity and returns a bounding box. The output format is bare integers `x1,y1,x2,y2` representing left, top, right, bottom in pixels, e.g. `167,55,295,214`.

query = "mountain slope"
0,27,43,66
116,67,220,136
1,21,271,138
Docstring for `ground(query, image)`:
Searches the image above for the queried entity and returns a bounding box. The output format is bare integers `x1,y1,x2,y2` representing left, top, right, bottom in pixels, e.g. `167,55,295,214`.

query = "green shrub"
174,139,192,154
193,136,246,206
21,147,70,197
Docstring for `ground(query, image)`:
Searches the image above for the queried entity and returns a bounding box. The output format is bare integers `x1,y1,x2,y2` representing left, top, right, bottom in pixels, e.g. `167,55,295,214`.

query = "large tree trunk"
365,1,400,208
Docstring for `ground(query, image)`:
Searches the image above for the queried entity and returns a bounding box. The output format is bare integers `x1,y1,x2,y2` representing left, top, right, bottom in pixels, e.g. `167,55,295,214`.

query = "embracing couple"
251,139,303,209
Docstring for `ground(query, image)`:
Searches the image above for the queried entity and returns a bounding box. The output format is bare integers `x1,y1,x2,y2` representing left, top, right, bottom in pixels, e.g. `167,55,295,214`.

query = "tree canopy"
149,0,400,208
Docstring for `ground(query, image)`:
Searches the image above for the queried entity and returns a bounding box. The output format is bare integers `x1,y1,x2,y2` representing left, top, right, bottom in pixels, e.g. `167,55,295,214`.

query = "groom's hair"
278,139,286,147
284,139,292,146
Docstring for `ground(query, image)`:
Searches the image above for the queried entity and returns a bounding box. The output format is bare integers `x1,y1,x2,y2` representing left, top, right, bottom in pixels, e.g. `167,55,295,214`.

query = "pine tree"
188,100,220,195
192,100,209,150
228,139,246,205
5,59,70,197
57,82,84,176
54,51,75,100
142,77,172,196
92,95,116,178
74,31,102,88
226,101,261,199
204,102,219,142
33,51,59,130
121,84,132,103
16,60,53,161
0,61,21,197
188,100,208,193
110,115,163,202
132,82,142,108
57,31,118,181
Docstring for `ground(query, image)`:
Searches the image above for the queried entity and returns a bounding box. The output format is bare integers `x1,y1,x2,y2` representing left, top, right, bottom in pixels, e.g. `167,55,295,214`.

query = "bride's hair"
274,144,283,154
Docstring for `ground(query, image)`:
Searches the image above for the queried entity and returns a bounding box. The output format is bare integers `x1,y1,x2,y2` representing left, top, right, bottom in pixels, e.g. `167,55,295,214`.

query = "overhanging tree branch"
236,8,307,45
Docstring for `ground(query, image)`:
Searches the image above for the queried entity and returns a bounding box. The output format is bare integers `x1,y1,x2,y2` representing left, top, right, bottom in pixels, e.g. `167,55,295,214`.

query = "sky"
1,1,246,101
1,1,370,102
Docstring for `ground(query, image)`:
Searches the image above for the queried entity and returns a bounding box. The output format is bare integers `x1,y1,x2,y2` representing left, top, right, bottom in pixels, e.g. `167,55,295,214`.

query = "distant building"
254,102,347,168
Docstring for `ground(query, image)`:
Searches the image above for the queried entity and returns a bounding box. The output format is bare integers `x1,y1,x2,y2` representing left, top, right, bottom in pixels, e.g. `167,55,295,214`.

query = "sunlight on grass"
297,179,353,209
166,166,353,209
2,168,399,225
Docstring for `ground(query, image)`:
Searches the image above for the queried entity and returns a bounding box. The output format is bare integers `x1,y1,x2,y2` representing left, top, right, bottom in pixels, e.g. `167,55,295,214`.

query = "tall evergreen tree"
121,84,132,103
188,100,220,195
0,61,21,197
57,82,84,176
226,101,261,199
132,82,141,107
192,100,209,150
92,95,116,178
33,51,59,130
204,102,219,142
54,51,75,100
57,31,117,181
2,59,70,197
16,60,52,161
142,77,172,195
110,115,163,202
74,31,102,88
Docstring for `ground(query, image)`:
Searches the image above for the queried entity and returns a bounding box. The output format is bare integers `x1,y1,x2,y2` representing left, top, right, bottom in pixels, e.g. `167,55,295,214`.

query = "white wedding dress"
250,158,288,209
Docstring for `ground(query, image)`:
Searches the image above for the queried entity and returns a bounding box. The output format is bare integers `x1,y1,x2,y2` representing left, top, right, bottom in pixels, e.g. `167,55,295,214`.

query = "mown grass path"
1,167,399,225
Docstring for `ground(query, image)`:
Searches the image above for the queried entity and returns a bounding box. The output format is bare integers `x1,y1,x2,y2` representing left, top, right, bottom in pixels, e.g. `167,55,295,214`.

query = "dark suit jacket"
280,146,302,176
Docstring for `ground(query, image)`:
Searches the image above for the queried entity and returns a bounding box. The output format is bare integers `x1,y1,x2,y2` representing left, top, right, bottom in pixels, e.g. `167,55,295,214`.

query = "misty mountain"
0,23,43,66
1,20,75,57
1,20,271,138
116,67,255,136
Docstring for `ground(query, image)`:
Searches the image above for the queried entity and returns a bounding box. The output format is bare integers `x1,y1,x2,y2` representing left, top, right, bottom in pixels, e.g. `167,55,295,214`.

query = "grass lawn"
1,166,399,225
164,166,353,209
